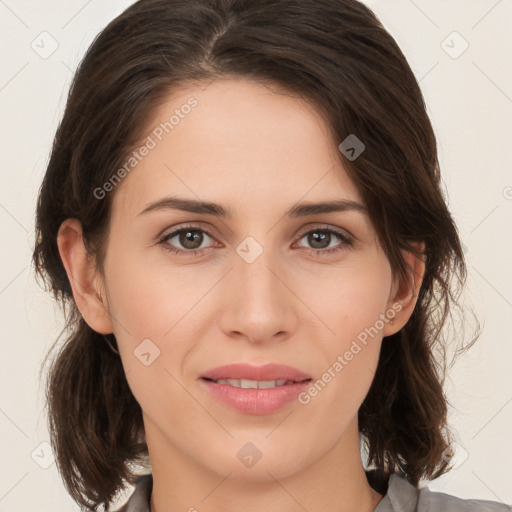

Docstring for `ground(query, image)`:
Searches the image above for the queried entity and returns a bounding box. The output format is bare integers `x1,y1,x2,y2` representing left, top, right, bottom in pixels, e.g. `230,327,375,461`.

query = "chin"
202,441,311,483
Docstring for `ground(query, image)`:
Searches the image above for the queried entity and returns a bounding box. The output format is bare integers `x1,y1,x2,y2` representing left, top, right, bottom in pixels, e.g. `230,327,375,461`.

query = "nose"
217,245,298,345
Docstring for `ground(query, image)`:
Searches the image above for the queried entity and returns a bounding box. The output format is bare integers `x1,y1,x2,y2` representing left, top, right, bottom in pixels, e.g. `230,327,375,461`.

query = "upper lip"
200,363,312,382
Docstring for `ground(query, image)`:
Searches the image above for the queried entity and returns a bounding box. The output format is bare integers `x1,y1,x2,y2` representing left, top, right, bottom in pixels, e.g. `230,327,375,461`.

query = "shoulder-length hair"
33,0,477,510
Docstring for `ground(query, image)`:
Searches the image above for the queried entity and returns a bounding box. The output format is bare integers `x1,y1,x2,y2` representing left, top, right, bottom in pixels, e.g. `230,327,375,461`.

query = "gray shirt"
115,471,511,512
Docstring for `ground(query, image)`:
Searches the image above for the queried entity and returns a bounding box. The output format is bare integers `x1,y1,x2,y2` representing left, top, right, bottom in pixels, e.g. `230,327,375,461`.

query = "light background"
0,0,511,510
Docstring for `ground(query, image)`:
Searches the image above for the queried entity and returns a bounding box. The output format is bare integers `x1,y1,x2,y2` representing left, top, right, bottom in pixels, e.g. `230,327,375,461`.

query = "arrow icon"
339,134,365,161
134,339,161,366
237,441,263,468
440,31,468,59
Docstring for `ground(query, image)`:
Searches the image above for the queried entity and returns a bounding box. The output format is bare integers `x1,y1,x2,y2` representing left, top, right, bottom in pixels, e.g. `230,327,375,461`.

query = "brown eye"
159,225,216,255
176,229,204,250
295,227,353,255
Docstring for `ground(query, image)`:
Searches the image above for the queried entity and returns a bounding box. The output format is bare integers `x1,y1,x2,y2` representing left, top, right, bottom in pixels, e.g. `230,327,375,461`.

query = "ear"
56,218,113,334
382,242,426,337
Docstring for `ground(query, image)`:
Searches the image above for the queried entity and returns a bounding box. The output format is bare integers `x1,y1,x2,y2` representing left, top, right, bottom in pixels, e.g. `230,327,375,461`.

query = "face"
79,78,414,482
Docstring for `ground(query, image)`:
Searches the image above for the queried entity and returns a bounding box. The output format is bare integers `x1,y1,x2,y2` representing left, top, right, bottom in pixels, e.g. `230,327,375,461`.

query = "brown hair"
33,0,478,510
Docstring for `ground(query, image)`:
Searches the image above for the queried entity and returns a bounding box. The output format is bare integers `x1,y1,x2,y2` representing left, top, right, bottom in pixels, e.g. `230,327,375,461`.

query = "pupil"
310,232,329,249
181,230,202,249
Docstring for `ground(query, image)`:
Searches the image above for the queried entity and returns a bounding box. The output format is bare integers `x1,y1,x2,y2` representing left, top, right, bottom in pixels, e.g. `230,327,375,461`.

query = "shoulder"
374,472,511,512
418,484,512,512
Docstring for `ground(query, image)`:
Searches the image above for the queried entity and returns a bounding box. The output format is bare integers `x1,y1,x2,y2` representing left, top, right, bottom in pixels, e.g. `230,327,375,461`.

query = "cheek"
104,251,199,420
101,244,206,410
303,260,392,411
103,241,204,339
319,258,393,341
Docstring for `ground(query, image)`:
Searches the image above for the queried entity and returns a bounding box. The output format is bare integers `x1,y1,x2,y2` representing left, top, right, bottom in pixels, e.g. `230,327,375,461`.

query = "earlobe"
382,242,426,337
57,218,113,334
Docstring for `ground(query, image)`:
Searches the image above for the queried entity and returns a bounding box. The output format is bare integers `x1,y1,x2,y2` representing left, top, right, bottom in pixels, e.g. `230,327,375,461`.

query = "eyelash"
157,223,354,257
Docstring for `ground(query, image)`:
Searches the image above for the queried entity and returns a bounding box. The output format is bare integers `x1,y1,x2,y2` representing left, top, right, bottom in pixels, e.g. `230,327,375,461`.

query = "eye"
157,223,353,257
294,225,353,255
158,224,217,256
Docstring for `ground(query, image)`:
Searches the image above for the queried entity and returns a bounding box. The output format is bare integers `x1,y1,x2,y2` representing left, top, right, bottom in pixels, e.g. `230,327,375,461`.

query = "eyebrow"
137,196,367,218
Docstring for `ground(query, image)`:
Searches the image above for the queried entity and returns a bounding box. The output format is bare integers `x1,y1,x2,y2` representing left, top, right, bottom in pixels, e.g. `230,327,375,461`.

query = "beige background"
0,0,511,510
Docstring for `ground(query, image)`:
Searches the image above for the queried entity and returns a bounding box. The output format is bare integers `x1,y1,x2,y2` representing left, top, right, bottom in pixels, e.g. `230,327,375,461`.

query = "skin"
57,78,425,512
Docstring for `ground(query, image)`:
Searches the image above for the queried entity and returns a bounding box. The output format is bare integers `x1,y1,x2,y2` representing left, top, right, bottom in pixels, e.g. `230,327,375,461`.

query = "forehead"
111,78,363,220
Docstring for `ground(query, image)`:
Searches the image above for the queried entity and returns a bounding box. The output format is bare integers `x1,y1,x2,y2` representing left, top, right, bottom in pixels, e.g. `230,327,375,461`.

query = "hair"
33,0,479,510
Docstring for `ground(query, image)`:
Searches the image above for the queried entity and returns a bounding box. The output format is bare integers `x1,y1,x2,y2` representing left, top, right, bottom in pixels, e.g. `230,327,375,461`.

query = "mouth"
199,363,313,414
199,376,313,415
201,377,312,389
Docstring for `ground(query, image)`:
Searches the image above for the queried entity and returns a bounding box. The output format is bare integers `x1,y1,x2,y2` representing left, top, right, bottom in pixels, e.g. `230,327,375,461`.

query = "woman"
32,1,510,511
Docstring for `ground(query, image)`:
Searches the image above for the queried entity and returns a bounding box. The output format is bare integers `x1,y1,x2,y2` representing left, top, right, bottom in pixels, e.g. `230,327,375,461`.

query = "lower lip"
200,378,311,415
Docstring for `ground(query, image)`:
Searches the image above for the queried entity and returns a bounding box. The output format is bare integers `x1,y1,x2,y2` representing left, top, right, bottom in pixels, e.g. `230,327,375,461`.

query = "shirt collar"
374,473,420,512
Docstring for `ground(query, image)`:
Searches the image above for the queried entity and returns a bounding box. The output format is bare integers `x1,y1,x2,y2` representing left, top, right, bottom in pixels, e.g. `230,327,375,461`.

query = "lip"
199,363,312,415
199,379,312,415
200,363,312,381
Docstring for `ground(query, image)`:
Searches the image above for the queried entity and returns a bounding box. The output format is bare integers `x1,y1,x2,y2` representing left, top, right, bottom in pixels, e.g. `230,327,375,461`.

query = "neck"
146,417,384,512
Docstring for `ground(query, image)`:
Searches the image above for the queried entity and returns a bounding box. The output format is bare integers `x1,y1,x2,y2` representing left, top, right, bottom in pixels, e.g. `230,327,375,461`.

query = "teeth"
214,378,289,389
